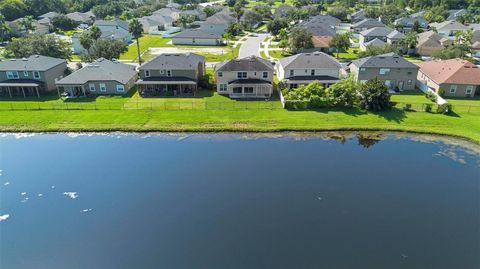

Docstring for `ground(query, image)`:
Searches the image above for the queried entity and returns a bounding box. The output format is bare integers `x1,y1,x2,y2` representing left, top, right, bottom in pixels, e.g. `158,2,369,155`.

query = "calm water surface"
0,133,479,269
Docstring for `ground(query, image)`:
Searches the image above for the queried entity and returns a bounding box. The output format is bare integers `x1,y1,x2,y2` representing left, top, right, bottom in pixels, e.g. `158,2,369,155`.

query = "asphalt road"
238,33,268,59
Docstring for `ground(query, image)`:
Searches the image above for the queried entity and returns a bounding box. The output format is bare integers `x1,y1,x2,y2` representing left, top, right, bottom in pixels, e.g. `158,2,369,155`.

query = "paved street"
238,33,269,59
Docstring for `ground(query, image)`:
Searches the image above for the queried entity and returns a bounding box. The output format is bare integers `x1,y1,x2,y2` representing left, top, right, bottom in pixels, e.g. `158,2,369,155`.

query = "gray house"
394,15,428,33
172,29,223,45
352,18,385,33
136,53,206,96
72,20,132,54
198,12,236,36
276,52,342,89
0,55,67,98
56,58,137,97
349,53,418,91
214,55,274,98
359,27,394,51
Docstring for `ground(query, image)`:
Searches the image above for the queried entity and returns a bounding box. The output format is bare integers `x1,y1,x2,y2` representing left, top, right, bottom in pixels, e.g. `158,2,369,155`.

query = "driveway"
238,33,269,59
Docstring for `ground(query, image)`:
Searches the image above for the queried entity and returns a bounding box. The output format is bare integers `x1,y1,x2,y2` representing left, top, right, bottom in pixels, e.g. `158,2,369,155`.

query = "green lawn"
336,48,360,62
269,50,291,59
120,35,173,61
1,91,480,143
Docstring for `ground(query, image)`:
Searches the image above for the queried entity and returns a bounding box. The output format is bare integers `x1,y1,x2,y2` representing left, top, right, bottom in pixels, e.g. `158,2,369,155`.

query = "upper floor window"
311,69,315,76
360,67,366,73
23,71,29,77
6,71,19,79
449,85,457,94
33,71,40,79
379,68,390,75
289,70,294,76
166,70,171,77
145,70,150,77
218,71,223,77
237,72,247,79
262,72,268,78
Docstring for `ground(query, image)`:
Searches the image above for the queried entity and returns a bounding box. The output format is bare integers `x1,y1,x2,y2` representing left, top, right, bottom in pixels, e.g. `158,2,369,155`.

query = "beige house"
0,55,67,98
417,59,480,98
349,53,418,91
214,56,274,98
56,58,137,97
416,31,453,56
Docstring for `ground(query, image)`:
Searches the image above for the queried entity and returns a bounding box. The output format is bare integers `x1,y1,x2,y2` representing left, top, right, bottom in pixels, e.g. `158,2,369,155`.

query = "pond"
0,133,479,269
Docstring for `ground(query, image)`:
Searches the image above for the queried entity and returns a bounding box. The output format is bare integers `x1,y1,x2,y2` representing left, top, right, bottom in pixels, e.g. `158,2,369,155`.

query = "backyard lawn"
269,50,290,59
336,48,360,62
120,35,173,61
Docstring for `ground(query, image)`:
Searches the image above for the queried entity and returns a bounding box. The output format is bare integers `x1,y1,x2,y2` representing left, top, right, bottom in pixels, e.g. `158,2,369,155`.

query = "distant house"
56,58,137,97
273,5,295,19
349,53,418,91
417,59,480,98
386,30,405,46
72,19,132,54
416,31,453,56
38,12,59,20
172,29,222,45
276,52,342,89
429,20,468,37
351,18,385,33
66,11,95,25
7,17,51,36
0,55,67,98
350,9,365,24
138,14,173,34
446,9,467,21
198,12,236,36
359,27,394,51
153,7,181,22
180,9,207,21
136,53,206,96
297,15,339,52
214,55,274,98
300,15,341,29
394,15,428,33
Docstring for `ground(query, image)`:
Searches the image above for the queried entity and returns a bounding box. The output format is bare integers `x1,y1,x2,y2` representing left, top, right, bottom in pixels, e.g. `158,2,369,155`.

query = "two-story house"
214,55,274,98
136,53,206,97
351,18,385,33
0,55,67,98
359,27,394,51
429,20,468,38
276,52,342,89
417,59,480,98
349,53,419,91
55,58,137,98
72,19,132,54
394,15,429,33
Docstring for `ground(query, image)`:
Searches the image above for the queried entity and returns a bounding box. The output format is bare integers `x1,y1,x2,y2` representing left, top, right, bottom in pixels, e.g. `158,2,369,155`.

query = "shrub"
423,103,432,112
426,91,437,103
437,88,445,97
403,103,412,111
358,78,391,111
437,103,452,114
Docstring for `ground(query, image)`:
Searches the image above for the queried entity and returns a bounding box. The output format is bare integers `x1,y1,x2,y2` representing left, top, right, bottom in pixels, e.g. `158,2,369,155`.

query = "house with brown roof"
416,31,453,56
417,59,480,98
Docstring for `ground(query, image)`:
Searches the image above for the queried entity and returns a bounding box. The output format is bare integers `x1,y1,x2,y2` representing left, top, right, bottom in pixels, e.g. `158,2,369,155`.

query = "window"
263,72,268,78
254,72,257,76
407,71,412,75
450,85,457,94
244,87,254,94
379,68,390,75
116,85,125,92
305,69,308,73
89,83,96,91
100,83,107,92
232,87,242,93
160,70,165,74
145,70,150,77
466,85,473,95
384,80,392,88
166,70,171,77
289,70,294,76
360,68,366,73
219,84,227,91
33,71,40,79
237,72,247,79
192,37,195,43
218,71,223,77
6,71,19,79
311,69,315,76
23,71,29,77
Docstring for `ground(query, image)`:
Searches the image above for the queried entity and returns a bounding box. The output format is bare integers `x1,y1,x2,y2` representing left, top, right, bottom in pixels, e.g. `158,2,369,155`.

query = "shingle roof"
351,53,418,69
173,29,222,39
417,58,480,85
0,55,66,71
56,58,136,85
139,53,205,70
417,31,445,48
429,20,468,31
96,19,129,31
387,30,405,40
360,27,394,37
306,24,336,37
279,52,341,70
299,15,340,28
365,38,386,47
39,12,59,19
215,56,274,72
353,18,385,29
312,36,333,48
204,12,235,24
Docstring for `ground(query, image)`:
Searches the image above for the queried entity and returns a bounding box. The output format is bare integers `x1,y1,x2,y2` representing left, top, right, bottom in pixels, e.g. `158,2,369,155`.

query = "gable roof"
417,58,480,85
394,16,428,27
429,20,468,31
204,12,235,24
138,14,172,27
139,53,205,70
299,15,340,28
56,58,136,85
39,12,59,19
96,19,129,30
351,53,418,69
365,38,386,47
387,30,405,40
360,26,394,37
352,18,385,29
306,24,336,37
0,55,66,71
215,56,274,72
274,5,295,18
417,31,447,48
66,11,94,23
279,52,341,70
173,29,222,39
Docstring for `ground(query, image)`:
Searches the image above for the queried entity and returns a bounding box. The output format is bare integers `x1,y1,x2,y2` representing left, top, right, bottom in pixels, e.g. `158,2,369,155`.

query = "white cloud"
63,192,78,199
0,214,9,222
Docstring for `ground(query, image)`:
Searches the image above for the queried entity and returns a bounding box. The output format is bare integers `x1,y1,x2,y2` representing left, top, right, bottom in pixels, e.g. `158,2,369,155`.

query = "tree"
233,1,245,22
289,27,313,53
225,22,242,36
81,38,128,62
178,14,195,28
399,31,418,55
431,45,470,60
129,18,144,65
90,24,102,40
330,32,351,58
358,44,399,58
267,18,288,37
279,39,288,53
325,76,359,107
51,14,78,31
223,32,232,45
0,14,11,42
241,10,262,30
327,5,349,21
17,15,35,34
358,78,391,111
253,4,272,19
79,31,93,51
203,6,218,17
6,34,71,59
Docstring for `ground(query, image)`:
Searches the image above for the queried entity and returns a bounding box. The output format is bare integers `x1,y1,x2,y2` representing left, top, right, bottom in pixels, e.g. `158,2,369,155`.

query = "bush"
403,103,412,111
436,103,452,114
358,78,391,111
437,88,445,97
426,91,437,103
423,103,432,112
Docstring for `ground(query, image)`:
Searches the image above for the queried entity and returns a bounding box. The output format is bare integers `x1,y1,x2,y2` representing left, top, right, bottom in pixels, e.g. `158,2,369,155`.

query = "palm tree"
128,18,144,65
400,31,418,55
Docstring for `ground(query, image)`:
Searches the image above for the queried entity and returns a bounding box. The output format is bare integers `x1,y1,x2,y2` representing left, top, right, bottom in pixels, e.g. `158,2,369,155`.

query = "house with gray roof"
273,5,295,19
72,19,132,54
351,18,385,33
56,58,137,97
350,9,365,23
429,20,468,38
447,9,467,21
198,12,236,36
136,53,206,97
0,55,67,98
138,14,174,35
359,27,394,51
276,52,342,89
66,11,95,24
386,30,405,45
172,29,223,45
180,9,207,21
349,53,418,91
394,15,428,33
214,55,274,98
153,7,181,22
39,12,59,20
